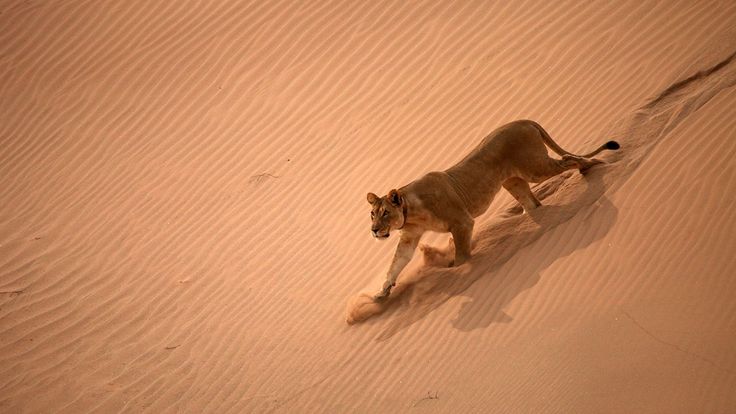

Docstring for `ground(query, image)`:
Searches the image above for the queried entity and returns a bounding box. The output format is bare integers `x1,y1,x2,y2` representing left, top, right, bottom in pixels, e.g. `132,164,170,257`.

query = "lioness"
367,119,619,300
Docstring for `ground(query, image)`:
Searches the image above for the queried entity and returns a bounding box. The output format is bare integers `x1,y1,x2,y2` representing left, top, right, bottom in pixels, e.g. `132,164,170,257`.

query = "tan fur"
367,119,619,300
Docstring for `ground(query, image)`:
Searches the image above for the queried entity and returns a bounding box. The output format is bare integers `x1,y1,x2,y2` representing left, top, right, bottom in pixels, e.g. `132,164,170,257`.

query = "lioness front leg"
374,230,422,301
450,219,474,266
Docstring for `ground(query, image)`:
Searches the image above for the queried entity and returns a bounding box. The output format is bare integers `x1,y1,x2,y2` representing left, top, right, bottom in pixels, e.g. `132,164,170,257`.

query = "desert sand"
2,0,736,412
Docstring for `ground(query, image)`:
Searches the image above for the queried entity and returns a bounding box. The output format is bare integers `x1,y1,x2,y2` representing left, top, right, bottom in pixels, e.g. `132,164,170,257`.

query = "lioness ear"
367,192,379,204
388,189,402,207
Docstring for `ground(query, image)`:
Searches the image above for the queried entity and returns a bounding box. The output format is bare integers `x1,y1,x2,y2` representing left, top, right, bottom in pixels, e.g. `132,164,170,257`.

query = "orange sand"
1,1,736,412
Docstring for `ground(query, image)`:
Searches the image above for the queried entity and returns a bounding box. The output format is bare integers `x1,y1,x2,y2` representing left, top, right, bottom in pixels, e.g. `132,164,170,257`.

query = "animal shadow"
347,166,618,341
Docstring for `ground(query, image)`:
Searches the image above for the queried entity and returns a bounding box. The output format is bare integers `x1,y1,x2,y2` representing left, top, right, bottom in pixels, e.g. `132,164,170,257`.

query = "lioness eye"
382,210,389,217
371,211,375,218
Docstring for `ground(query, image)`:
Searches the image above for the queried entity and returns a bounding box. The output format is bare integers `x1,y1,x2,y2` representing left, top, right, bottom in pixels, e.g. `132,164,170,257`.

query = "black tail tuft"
605,140,620,150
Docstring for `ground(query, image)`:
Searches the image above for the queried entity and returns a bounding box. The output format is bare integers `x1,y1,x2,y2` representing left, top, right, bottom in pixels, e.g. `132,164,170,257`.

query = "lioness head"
366,189,405,239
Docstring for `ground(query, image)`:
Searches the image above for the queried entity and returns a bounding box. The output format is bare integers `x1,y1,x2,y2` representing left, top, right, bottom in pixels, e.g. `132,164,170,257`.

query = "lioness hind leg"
524,156,586,183
563,154,604,173
502,177,541,211
420,236,455,267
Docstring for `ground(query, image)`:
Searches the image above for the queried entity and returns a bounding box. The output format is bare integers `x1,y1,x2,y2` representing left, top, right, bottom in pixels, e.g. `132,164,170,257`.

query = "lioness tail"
529,120,620,158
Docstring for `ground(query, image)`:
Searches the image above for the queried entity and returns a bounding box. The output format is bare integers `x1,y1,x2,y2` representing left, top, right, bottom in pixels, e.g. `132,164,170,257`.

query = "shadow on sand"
347,48,736,341
346,165,618,341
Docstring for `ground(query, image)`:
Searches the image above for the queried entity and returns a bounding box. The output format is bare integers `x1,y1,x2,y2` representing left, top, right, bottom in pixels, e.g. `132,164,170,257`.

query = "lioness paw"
373,281,394,301
579,158,604,174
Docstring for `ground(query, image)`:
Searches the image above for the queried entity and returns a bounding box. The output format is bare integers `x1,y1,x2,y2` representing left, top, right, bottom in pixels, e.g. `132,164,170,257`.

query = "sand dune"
1,0,735,412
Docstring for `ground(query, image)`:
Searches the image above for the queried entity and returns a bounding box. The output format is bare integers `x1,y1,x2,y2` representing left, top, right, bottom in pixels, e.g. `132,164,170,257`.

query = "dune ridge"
346,43,736,330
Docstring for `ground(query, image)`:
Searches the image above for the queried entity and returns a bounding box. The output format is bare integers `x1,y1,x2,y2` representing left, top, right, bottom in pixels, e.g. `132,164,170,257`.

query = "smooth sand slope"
2,0,736,412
